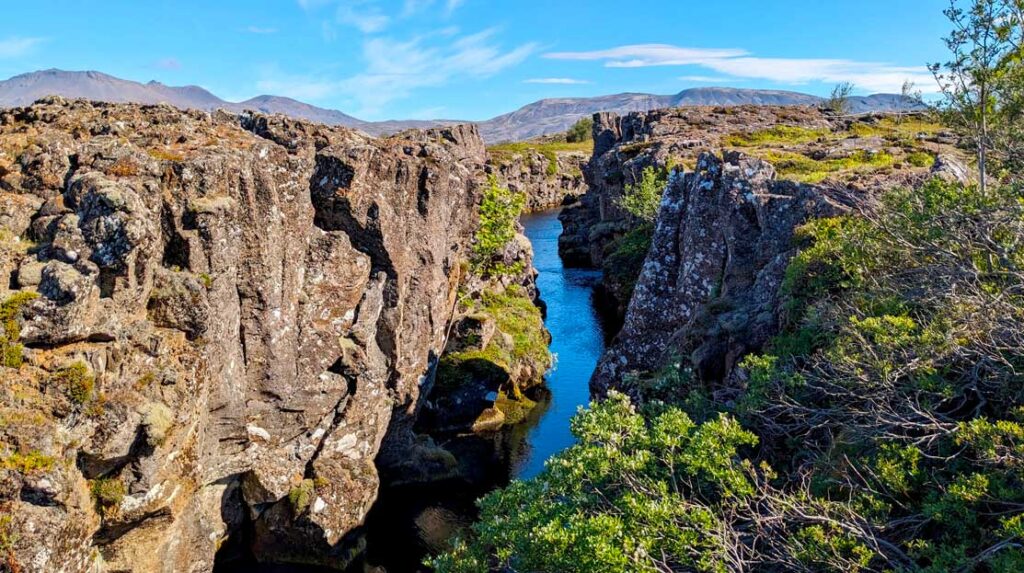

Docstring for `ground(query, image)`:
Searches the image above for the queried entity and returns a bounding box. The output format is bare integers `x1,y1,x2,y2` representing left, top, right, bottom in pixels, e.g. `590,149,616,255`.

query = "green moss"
437,285,550,403
50,362,95,405
753,149,896,183
0,291,38,369
906,151,935,167
90,477,126,516
602,224,653,302
1,450,56,474
725,125,829,146
288,479,316,515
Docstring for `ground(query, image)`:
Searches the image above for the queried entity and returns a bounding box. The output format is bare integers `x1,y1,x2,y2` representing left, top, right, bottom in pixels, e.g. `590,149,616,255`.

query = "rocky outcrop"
590,151,857,395
558,106,830,269
487,148,587,211
0,98,489,571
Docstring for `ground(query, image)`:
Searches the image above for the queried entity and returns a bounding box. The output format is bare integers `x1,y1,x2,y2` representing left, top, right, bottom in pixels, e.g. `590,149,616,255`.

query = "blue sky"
0,1,952,121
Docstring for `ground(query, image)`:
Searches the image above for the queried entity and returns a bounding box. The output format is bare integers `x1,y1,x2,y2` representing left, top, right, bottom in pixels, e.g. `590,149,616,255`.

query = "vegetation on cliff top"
438,176,1024,573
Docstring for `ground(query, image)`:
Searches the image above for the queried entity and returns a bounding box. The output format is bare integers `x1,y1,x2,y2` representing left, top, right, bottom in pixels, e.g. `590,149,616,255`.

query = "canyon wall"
487,148,587,212
0,98,489,571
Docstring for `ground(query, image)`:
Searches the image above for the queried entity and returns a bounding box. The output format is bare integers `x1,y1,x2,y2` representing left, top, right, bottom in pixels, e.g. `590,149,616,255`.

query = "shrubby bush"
436,179,1024,572
618,165,668,223
472,175,525,275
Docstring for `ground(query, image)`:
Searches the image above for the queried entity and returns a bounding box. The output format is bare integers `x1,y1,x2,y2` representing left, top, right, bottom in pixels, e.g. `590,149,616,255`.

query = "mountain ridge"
0,69,923,142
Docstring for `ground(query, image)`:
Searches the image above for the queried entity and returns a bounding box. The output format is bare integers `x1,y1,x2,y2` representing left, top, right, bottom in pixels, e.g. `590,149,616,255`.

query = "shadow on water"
217,208,610,573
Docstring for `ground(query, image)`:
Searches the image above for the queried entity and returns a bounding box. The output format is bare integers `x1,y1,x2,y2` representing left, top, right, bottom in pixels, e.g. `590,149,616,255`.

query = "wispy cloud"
679,75,740,83
247,26,278,34
546,43,935,93
546,44,746,67
0,36,45,59
154,58,182,70
524,77,590,85
257,28,536,118
336,1,390,33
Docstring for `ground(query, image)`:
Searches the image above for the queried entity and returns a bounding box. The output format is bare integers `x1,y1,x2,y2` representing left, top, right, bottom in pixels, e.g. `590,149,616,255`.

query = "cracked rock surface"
0,98,487,571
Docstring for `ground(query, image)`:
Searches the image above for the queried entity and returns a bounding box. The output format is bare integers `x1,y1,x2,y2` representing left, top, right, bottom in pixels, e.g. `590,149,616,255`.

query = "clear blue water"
514,208,607,478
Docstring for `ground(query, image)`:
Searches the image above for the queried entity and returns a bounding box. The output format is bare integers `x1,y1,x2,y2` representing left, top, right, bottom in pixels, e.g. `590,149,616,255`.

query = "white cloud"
336,1,390,33
679,75,739,83
256,28,536,118
546,44,747,67
546,43,936,93
524,77,590,85
0,36,44,59
247,26,278,34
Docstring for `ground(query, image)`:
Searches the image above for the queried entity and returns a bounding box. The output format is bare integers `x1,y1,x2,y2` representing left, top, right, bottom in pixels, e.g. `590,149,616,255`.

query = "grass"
487,140,591,168
147,148,185,162
752,149,896,184
603,224,654,303
725,125,830,147
1,450,55,475
90,478,126,516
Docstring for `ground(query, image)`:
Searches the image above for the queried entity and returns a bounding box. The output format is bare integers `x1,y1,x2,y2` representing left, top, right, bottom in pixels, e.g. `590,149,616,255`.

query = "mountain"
475,87,922,142
0,70,451,136
0,70,924,143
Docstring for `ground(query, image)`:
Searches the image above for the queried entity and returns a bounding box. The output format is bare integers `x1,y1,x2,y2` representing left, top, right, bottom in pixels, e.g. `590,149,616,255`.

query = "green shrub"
471,175,525,275
618,165,668,222
1,450,56,475
566,117,594,143
0,291,37,368
90,477,125,516
51,362,95,404
432,393,757,573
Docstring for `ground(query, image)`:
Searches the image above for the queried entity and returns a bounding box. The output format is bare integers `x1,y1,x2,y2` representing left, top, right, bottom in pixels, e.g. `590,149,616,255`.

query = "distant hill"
0,70,450,136
0,70,924,143
475,88,924,142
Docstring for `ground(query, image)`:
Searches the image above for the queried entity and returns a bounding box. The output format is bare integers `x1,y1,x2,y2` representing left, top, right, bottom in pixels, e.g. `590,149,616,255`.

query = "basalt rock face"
487,149,588,212
590,151,858,395
0,98,487,571
558,106,829,269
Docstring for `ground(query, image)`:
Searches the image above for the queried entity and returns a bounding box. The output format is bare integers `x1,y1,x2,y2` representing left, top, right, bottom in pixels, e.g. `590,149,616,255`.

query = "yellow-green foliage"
755,149,895,183
90,478,125,516
438,285,550,395
0,291,38,368
288,479,316,514
147,148,185,162
472,175,525,275
487,140,591,168
51,362,95,404
1,450,55,475
725,125,829,146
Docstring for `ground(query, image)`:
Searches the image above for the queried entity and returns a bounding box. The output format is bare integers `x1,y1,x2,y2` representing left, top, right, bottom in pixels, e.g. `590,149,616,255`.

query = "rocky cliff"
581,106,965,394
590,152,856,394
0,98,490,571
562,105,957,323
486,146,587,212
